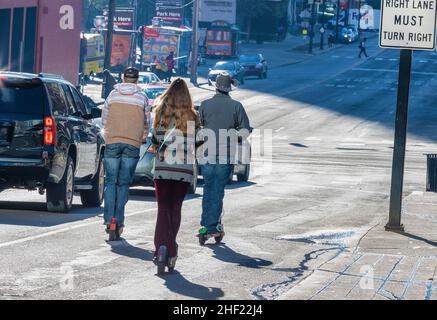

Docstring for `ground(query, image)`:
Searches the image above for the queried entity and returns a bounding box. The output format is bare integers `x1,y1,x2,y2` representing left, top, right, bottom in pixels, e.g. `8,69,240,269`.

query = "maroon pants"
154,179,189,257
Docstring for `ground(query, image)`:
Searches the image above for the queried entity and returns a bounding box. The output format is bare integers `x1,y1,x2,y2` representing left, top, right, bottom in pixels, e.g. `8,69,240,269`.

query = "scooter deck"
197,231,225,239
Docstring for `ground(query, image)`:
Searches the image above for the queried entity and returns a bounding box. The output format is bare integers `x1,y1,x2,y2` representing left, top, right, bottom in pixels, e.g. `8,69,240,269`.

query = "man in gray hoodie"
198,72,251,236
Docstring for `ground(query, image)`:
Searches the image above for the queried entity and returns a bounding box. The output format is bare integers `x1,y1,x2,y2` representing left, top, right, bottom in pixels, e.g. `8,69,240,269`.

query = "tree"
237,0,291,42
237,0,272,41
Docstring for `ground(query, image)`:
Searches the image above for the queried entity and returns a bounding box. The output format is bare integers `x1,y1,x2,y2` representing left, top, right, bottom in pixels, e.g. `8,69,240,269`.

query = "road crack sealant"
251,230,355,300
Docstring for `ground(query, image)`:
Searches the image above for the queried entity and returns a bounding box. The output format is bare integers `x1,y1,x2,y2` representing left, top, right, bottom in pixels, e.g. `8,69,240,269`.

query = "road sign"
380,0,437,50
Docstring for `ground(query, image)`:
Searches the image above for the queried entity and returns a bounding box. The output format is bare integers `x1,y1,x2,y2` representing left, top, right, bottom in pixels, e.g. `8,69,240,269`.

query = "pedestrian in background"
102,67,150,237
358,38,369,58
328,33,334,48
197,72,251,241
151,78,200,274
165,52,175,82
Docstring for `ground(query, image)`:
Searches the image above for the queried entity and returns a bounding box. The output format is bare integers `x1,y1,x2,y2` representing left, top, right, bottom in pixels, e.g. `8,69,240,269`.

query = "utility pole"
357,0,361,37
104,0,116,71
335,0,340,43
132,0,139,68
319,0,325,50
190,0,199,85
308,0,316,54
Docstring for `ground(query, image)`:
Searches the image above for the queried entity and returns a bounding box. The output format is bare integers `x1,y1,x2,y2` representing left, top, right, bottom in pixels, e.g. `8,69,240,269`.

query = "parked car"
0,72,105,213
138,72,163,86
239,54,268,79
208,61,245,86
142,84,168,107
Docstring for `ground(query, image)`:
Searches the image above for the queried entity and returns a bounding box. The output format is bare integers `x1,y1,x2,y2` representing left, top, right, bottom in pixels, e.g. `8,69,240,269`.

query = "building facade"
0,0,82,85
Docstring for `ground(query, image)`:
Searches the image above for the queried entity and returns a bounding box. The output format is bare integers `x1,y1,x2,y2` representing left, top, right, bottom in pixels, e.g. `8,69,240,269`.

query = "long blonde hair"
153,78,197,133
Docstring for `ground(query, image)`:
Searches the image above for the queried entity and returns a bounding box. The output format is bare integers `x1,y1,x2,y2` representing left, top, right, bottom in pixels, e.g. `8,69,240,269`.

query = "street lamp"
357,0,362,38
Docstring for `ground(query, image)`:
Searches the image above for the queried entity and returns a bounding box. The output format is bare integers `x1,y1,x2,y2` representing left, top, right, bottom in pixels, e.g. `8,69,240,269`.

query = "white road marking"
352,68,437,76
275,127,285,133
338,143,366,147
0,208,156,249
305,137,322,141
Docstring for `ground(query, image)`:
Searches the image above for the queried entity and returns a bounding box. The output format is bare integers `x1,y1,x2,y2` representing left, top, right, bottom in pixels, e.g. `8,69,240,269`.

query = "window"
0,82,43,114
70,87,87,115
62,84,77,115
46,82,67,116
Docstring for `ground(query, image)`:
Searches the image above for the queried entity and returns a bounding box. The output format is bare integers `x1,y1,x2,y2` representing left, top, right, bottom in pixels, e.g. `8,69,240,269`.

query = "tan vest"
105,102,146,148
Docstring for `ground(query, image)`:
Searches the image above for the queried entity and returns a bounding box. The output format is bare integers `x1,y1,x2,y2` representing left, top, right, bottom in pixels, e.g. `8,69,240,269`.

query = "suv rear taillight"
44,116,56,145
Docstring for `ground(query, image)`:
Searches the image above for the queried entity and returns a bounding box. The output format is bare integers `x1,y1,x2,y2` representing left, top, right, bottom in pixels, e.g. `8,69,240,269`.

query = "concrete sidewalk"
278,191,437,300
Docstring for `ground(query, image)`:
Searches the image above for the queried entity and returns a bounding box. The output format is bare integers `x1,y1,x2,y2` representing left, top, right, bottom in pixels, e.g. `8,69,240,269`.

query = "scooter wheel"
215,235,223,244
198,235,206,246
157,246,168,275
109,231,116,241
108,230,121,241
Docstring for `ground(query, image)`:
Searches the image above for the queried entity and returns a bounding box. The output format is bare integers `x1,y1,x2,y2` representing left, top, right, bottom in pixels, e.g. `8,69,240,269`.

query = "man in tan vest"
102,67,150,238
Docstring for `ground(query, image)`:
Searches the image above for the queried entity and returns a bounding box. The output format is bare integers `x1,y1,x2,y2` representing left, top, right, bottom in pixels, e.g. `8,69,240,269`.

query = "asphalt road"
1,38,437,300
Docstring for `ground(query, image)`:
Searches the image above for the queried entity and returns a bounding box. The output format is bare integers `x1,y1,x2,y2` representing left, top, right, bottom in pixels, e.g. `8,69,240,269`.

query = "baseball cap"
124,67,139,79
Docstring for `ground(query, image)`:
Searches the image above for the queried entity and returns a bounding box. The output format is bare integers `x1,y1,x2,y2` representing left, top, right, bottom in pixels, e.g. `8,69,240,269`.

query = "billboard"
200,0,237,24
110,33,132,67
349,7,381,30
114,8,134,31
156,0,184,27
143,34,178,64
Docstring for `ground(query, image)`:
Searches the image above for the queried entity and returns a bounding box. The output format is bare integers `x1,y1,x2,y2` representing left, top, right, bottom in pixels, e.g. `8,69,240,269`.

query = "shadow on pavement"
225,181,257,190
0,202,102,227
392,231,437,247
128,188,202,202
208,243,272,269
129,188,156,202
109,239,154,261
160,270,224,300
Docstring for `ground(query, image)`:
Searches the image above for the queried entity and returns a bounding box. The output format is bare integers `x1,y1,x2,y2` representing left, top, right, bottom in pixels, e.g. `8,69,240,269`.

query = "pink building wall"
0,0,82,85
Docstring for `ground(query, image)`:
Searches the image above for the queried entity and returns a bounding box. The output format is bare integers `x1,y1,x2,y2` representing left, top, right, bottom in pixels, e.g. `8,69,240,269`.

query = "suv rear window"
0,81,44,114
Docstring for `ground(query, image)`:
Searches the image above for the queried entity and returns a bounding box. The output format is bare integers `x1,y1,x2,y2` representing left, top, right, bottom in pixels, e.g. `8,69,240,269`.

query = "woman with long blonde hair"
151,78,200,275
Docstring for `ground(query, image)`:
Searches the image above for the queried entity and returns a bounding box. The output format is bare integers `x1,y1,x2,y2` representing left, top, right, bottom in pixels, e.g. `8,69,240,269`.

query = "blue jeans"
104,143,140,226
201,164,233,233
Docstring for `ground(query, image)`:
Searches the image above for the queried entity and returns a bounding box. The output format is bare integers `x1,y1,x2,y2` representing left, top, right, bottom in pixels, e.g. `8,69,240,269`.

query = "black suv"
0,72,105,213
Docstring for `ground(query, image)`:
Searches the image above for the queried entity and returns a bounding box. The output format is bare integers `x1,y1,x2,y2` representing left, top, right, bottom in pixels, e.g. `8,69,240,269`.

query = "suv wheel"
46,156,75,213
80,157,104,207
227,166,235,184
237,164,250,182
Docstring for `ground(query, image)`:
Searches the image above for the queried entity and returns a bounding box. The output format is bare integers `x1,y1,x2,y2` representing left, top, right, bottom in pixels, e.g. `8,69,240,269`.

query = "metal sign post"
380,0,437,231
386,49,412,231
